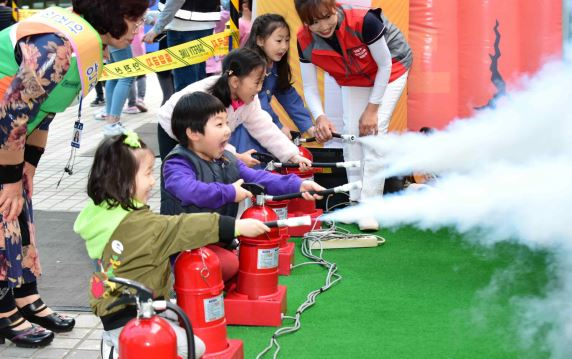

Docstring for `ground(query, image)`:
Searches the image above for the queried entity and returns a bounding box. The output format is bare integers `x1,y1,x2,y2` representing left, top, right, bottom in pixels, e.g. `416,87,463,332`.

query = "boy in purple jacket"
161,92,324,281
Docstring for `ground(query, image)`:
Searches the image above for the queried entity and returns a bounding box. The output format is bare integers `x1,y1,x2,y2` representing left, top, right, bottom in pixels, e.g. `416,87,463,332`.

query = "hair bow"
123,130,141,148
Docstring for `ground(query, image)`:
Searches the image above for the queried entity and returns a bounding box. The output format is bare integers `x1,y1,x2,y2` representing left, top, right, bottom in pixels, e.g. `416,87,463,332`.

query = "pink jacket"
206,10,252,74
157,76,299,162
131,26,146,57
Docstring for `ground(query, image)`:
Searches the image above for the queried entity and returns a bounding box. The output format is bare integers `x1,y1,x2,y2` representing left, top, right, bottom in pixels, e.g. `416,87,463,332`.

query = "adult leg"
134,75,147,112
107,46,135,121
361,72,408,199
168,29,213,91
157,37,175,106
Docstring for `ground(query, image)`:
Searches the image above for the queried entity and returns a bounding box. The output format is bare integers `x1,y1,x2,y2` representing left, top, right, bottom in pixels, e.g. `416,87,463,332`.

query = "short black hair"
171,92,227,146
87,134,153,210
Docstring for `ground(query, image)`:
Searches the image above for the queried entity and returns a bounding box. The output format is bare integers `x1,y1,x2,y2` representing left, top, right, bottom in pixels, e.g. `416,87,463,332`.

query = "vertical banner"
407,0,458,131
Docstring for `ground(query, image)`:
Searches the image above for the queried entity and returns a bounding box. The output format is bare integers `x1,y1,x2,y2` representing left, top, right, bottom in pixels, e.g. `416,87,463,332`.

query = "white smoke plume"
325,57,572,358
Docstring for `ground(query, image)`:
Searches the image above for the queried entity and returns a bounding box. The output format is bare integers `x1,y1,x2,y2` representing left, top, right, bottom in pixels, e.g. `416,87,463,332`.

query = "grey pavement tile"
32,348,70,358
56,328,91,339
65,349,101,359
0,346,39,357
87,329,103,341
49,337,81,349
76,340,101,351
74,314,102,329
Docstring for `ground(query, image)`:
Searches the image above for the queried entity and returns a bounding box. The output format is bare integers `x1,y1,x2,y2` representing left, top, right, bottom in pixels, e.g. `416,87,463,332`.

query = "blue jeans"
167,29,212,91
105,46,134,117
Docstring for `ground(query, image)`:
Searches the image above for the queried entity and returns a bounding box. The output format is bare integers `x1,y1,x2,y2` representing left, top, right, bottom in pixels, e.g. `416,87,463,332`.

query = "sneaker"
123,106,140,115
94,111,108,121
103,122,126,137
135,98,148,112
358,217,380,232
90,98,105,107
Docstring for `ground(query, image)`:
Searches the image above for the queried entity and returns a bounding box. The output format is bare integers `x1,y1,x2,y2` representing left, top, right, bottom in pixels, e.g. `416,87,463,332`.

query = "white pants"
341,71,408,201
100,314,206,359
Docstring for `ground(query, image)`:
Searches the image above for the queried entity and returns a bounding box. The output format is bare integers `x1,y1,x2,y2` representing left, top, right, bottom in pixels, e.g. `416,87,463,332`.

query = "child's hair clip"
123,130,141,149
227,69,234,76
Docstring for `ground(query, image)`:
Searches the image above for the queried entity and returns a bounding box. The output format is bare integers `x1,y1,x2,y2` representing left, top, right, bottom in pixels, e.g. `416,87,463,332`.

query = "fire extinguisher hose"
272,160,360,169
165,301,196,359
265,181,362,201
300,133,357,143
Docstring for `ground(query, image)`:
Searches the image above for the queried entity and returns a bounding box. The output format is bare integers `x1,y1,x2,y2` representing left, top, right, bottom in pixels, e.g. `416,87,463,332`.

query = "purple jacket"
163,155,303,209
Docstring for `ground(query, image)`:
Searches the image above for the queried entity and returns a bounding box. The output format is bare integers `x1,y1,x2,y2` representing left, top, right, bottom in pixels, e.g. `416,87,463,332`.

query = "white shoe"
358,217,379,231
103,122,126,137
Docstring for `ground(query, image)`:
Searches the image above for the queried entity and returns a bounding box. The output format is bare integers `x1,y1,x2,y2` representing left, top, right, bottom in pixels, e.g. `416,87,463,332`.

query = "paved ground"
0,75,164,358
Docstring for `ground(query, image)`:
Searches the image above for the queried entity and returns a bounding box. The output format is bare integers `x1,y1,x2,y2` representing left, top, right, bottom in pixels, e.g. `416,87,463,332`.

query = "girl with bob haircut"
74,132,269,358
294,0,413,230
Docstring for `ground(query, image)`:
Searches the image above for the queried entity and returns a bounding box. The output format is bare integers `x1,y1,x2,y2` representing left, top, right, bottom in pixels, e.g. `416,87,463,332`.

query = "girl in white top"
157,47,311,168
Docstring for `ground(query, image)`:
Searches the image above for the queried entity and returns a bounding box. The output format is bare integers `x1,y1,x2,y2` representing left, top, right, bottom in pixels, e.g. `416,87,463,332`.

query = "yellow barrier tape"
14,8,40,21
100,30,234,80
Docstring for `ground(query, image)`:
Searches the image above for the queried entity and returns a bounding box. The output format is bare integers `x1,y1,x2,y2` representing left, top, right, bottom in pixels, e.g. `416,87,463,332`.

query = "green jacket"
74,200,235,330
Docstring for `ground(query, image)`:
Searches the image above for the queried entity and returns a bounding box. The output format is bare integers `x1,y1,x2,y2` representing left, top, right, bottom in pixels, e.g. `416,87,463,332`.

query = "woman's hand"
299,180,325,201
314,115,336,143
232,179,253,203
23,162,36,199
359,104,380,136
289,154,312,171
142,29,158,44
0,181,24,221
235,218,270,237
236,149,261,167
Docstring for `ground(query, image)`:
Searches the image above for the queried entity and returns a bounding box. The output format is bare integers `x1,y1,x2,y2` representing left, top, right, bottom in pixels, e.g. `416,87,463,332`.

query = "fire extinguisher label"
203,294,225,322
257,247,279,269
273,207,288,220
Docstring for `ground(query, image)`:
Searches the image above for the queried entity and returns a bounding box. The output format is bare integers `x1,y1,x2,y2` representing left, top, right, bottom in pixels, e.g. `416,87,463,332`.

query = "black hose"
166,301,195,359
278,162,345,168
269,187,337,201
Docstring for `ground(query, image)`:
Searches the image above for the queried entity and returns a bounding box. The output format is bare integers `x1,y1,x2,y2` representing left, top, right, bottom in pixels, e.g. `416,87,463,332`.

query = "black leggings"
0,281,37,312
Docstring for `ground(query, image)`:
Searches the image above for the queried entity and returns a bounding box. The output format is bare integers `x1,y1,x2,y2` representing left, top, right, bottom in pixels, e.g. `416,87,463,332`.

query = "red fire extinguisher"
106,277,196,359
174,248,243,359
224,184,311,326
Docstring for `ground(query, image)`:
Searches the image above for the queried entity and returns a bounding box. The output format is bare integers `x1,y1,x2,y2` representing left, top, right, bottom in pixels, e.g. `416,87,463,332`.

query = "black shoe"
90,98,105,107
19,298,75,333
0,311,54,348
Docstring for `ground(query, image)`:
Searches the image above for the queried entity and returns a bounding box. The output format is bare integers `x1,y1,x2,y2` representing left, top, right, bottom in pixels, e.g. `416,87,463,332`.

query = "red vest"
297,6,406,87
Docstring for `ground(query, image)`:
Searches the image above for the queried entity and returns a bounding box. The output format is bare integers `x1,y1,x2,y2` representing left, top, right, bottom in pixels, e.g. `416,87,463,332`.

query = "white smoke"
325,57,572,357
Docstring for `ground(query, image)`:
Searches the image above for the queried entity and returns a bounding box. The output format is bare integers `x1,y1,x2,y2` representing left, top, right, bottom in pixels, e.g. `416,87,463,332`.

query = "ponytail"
209,48,266,107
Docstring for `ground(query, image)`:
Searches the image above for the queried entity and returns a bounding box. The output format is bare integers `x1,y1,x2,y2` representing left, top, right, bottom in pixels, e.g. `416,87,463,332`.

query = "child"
295,0,413,230
231,13,318,157
73,132,269,358
162,92,325,282
157,47,312,169
206,0,253,76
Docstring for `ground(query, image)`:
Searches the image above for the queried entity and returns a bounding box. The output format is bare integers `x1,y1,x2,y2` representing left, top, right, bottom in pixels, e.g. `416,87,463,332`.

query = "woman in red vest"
0,0,149,348
295,0,412,230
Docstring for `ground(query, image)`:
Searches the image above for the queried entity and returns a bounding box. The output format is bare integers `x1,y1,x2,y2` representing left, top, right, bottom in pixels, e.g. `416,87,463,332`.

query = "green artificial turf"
226,225,553,358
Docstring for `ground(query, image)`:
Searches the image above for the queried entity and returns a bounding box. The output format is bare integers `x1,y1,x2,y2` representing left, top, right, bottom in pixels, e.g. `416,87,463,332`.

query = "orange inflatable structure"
409,0,562,130
255,0,563,132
